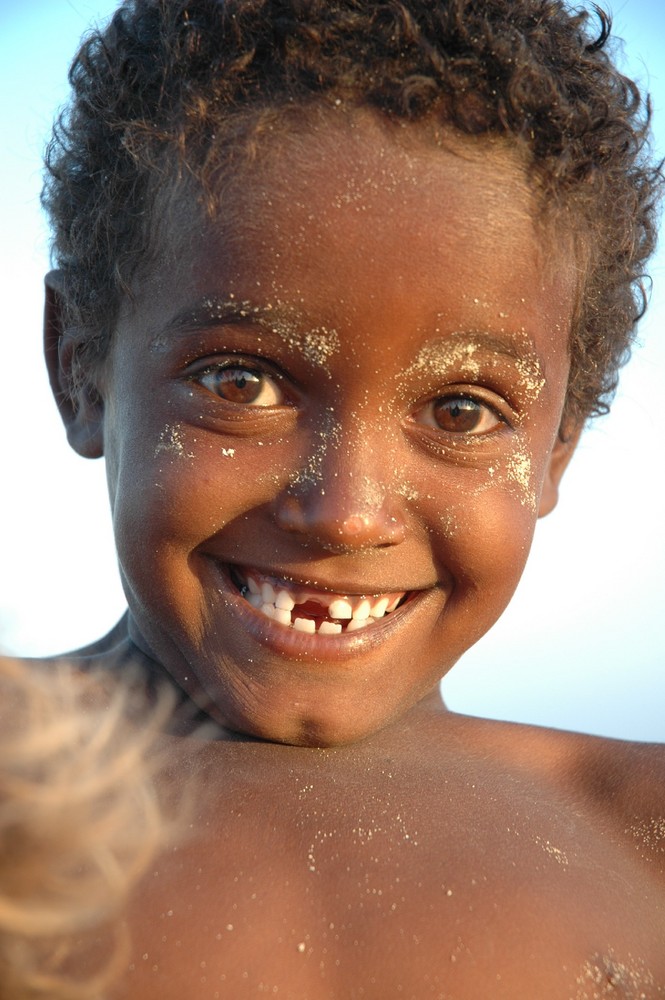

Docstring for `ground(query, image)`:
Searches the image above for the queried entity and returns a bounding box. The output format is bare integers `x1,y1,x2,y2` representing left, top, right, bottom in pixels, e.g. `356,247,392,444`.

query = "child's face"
77,118,578,745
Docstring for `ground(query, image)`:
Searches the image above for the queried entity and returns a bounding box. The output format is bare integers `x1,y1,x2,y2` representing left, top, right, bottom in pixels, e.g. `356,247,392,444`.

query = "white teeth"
346,617,376,632
239,570,407,633
352,598,372,621
275,589,295,611
328,598,353,620
370,597,390,618
318,621,343,635
293,617,316,634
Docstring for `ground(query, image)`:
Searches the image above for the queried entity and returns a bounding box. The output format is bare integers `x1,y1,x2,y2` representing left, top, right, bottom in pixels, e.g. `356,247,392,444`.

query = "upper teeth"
329,598,353,619
238,569,405,634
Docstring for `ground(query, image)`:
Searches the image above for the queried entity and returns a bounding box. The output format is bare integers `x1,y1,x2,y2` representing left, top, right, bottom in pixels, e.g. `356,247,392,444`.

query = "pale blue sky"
1,1,663,740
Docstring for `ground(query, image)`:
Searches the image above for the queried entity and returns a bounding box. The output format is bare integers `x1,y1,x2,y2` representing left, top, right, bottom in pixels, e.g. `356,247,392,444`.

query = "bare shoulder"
448,711,665,874
564,726,665,881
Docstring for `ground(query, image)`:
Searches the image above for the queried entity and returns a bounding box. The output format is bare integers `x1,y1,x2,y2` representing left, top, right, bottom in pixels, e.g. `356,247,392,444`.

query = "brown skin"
110,714,665,1000
45,117,665,996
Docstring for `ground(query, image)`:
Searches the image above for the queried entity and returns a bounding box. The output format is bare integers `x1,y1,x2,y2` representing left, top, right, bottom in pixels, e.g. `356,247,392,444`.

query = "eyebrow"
404,332,547,378
401,331,549,407
151,295,302,348
151,294,342,370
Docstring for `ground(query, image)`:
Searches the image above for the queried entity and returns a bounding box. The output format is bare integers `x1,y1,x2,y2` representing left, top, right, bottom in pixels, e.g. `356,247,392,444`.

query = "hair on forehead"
43,0,662,428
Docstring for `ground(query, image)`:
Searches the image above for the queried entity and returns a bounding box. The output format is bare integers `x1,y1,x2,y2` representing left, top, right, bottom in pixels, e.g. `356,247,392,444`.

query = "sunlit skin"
60,119,576,747
45,117,665,998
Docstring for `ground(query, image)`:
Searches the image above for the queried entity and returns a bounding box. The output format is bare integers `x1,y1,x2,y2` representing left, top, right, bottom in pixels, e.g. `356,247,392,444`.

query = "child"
36,0,665,995
0,658,183,999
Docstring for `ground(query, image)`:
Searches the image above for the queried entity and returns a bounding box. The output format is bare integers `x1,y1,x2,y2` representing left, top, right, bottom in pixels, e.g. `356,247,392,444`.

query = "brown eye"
419,395,504,435
198,365,283,406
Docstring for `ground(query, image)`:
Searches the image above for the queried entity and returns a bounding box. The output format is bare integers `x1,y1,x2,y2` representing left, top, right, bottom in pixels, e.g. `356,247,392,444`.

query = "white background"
1,0,663,740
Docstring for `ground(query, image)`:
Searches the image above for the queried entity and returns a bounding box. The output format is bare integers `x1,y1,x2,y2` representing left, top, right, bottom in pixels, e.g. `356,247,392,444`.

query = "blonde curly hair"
0,658,182,999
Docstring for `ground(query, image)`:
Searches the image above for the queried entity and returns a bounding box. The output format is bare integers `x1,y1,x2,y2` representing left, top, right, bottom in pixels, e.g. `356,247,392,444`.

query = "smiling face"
61,116,578,746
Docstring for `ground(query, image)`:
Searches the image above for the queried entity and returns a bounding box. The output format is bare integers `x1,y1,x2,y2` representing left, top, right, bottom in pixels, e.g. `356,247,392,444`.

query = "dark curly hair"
42,0,662,427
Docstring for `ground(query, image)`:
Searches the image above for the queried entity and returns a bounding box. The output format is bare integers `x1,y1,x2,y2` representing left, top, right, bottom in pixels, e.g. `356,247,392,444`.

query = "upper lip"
218,560,434,598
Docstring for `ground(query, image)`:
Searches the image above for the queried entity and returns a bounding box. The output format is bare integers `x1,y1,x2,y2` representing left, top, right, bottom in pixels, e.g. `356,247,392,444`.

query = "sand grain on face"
270,311,340,371
402,338,483,383
155,423,194,459
196,295,341,373
402,330,546,408
288,408,343,489
505,446,537,510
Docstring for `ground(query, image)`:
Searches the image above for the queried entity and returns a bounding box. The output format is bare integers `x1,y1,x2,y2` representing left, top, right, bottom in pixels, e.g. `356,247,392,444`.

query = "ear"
44,270,105,459
538,425,582,517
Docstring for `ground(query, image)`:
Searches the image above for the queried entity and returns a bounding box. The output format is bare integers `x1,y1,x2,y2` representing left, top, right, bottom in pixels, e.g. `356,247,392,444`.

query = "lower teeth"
244,592,380,634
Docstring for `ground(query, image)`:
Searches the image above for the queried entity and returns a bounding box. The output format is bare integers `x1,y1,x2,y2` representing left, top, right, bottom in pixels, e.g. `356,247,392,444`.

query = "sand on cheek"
112,427,226,629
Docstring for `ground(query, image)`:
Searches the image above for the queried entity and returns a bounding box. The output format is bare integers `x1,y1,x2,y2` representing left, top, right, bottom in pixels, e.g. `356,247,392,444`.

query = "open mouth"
230,566,408,636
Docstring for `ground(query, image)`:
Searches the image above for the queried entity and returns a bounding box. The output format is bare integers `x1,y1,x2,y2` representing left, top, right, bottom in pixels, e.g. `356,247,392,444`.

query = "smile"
230,566,408,636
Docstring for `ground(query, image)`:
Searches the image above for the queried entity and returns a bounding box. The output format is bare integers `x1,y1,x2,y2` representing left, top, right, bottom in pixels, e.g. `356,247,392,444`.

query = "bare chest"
118,746,665,999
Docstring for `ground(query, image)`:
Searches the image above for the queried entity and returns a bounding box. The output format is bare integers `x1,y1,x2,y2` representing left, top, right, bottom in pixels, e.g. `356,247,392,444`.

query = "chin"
202,689,408,749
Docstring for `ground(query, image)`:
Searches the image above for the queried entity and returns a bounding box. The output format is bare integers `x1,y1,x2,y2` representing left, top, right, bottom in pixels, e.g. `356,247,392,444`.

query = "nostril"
274,491,406,550
277,495,306,533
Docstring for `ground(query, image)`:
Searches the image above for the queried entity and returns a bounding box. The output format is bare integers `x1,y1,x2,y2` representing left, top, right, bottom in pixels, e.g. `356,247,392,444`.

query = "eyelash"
414,391,510,437
188,358,290,408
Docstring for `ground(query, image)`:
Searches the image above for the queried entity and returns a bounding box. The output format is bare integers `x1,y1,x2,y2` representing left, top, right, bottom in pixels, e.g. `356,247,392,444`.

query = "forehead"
130,116,576,366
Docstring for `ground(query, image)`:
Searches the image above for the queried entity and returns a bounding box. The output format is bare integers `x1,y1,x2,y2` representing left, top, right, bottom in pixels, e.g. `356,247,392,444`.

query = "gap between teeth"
257,602,377,634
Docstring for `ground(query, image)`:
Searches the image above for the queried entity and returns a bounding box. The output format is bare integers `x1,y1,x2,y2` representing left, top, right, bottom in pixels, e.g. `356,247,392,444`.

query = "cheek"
403,480,533,672
111,433,236,547
416,445,542,594
107,415,298,557
440,492,534,581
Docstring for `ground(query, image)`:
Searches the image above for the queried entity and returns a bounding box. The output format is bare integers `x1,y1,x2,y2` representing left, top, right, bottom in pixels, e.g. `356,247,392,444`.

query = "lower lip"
209,561,425,662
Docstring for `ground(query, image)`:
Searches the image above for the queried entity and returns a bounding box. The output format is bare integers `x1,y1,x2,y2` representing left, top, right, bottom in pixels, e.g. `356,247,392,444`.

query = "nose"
274,442,407,553
276,494,406,551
